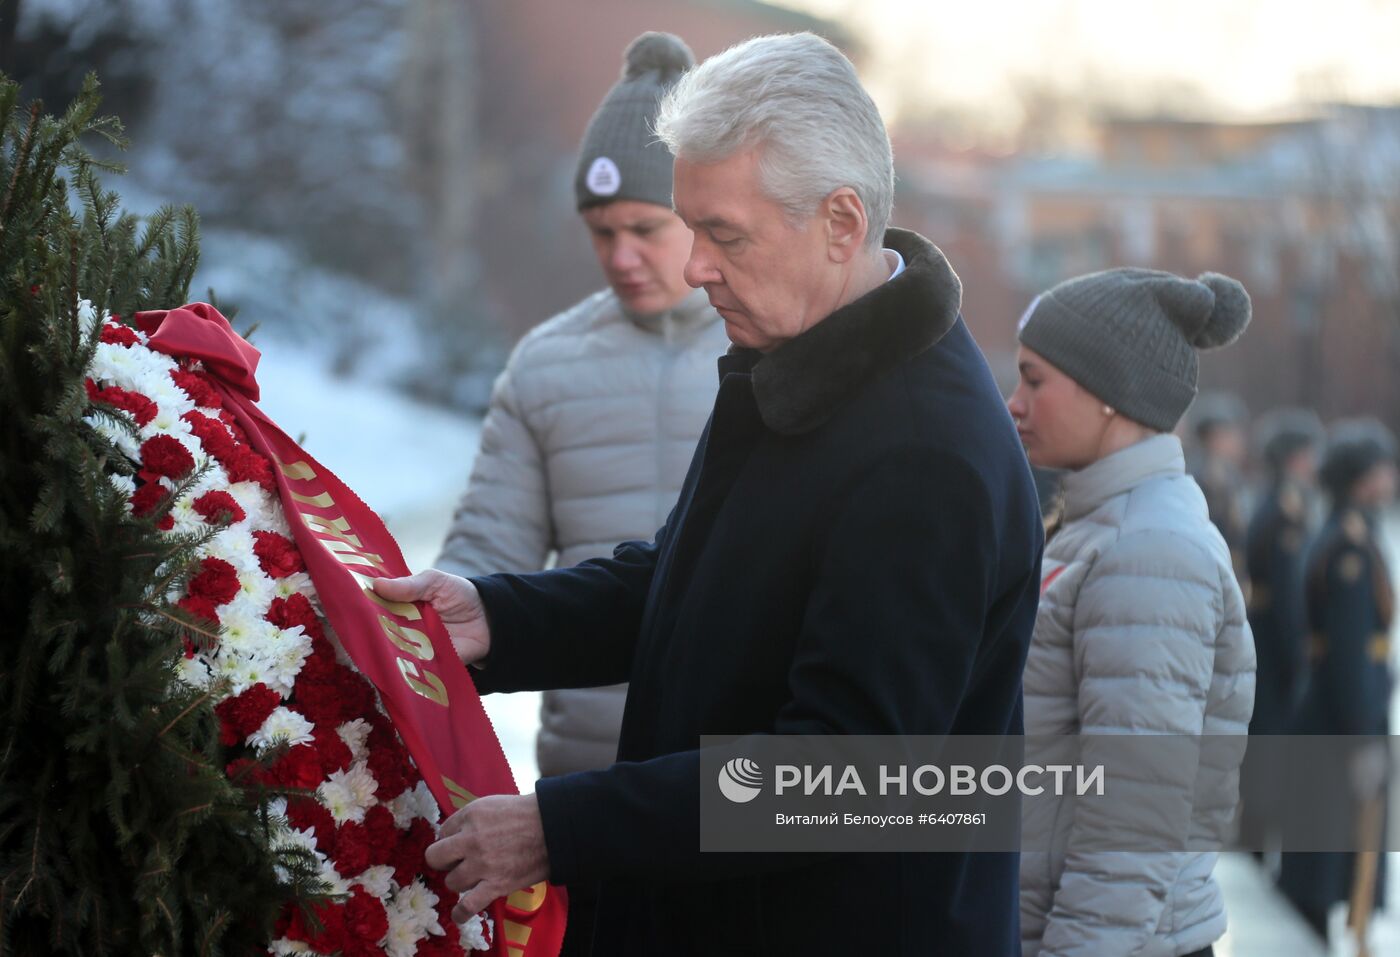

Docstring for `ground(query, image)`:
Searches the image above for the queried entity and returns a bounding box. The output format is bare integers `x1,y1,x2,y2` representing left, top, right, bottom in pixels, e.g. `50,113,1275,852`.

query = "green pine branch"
0,72,322,957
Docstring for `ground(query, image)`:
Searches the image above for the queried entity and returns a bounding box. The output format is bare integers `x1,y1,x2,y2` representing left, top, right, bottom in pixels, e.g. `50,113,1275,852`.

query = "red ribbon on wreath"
143,302,566,957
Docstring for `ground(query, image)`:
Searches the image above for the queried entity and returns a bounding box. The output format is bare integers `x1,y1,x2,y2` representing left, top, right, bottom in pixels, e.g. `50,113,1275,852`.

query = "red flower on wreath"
192,490,245,525
214,682,281,746
253,530,305,579
267,743,326,790
363,803,399,865
176,593,221,628
344,887,390,951
311,726,353,776
333,820,372,877
85,378,158,426
139,434,195,479
99,323,140,347
265,592,323,637
171,367,222,409
392,817,436,885
182,410,237,462
189,556,240,607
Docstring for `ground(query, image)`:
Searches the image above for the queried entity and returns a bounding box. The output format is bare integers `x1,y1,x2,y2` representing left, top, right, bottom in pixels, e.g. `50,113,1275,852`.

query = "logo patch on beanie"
586,156,622,196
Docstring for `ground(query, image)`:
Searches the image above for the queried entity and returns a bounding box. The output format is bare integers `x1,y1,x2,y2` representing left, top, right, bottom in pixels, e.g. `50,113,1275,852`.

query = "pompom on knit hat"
574,32,694,211
1016,267,1252,432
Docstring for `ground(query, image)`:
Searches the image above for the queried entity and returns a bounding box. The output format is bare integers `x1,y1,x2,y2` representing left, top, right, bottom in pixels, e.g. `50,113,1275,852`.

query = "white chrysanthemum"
108,472,137,499
233,565,277,610
273,571,313,601
461,914,492,952
318,763,379,824
249,706,316,751
397,879,440,933
264,627,313,697
318,858,351,897
174,654,212,690
205,524,261,575
355,864,396,901
226,480,274,528
137,398,196,444
269,938,312,956
167,491,210,538
77,298,97,329
337,718,372,763
384,904,428,957
219,609,281,657
186,460,233,500
85,414,143,462
408,780,441,826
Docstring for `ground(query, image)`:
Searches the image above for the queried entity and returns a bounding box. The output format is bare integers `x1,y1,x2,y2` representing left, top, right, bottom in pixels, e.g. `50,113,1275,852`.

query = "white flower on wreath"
318,763,379,824
337,719,372,764
248,706,315,751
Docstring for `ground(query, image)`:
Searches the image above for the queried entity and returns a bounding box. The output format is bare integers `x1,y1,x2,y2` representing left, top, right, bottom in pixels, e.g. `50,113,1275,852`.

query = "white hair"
654,33,894,248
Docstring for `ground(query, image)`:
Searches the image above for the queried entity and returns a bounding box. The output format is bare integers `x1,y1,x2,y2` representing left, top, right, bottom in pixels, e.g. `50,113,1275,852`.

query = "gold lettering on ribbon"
362,582,423,621
442,776,477,809
507,883,548,913
397,658,449,707
304,513,364,547
322,537,388,573
504,921,532,951
380,615,433,660
290,490,335,508
277,459,317,481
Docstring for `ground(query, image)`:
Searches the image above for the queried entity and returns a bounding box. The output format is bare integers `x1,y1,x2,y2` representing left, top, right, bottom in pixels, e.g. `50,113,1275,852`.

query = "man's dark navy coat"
471,229,1044,956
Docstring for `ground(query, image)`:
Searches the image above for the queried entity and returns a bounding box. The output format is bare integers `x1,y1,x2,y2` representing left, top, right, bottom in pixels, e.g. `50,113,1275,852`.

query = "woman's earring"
1103,405,1115,417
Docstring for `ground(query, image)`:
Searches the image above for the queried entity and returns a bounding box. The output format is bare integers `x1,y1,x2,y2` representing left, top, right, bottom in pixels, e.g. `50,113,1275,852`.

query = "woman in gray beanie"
1008,268,1257,957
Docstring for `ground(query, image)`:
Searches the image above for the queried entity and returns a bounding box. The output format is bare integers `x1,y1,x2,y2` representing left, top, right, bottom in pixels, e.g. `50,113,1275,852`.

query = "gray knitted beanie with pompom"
574,32,694,211
1016,267,1252,431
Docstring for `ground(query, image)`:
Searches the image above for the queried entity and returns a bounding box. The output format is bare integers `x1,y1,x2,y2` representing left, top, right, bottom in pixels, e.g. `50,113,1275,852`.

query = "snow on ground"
251,336,544,791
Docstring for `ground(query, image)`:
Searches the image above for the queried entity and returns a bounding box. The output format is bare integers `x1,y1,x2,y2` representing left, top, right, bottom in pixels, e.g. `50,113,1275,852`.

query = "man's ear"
822,187,869,264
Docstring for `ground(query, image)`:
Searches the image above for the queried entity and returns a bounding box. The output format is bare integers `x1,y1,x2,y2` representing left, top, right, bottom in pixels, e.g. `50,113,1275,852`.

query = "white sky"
779,0,1400,126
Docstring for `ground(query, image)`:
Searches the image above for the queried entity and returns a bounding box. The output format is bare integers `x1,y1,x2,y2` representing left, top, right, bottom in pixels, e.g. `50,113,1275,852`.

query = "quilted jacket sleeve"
436,348,552,578
1039,527,1224,957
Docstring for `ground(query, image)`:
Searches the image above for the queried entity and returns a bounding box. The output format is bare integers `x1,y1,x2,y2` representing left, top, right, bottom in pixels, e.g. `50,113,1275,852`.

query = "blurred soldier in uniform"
1246,409,1323,734
1237,409,1322,857
1188,393,1250,584
1279,419,1396,940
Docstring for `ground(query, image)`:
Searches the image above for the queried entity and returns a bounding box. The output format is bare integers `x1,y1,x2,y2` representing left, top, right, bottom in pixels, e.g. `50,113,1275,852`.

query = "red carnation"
189,557,240,607
225,756,269,787
268,743,325,790
214,682,281,747
265,592,324,640
192,490,245,526
344,886,389,946
293,656,375,727
139,434,195,480
85,379,158,427
99,322,140,347
362,803,399,864
392,817,436,885
253,530,305,579
170,368,223,409
285,900,346,953
312,726,353,776
333,820,372,877
176,594,221,629
129,481,169,518
182,410,237,462
226,446,275,491
367,742,411,801
285,797,337,854
418,926,465,957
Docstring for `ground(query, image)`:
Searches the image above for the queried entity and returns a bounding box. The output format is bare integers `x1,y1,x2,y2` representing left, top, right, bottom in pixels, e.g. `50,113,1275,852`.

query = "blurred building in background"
897,107,1400,433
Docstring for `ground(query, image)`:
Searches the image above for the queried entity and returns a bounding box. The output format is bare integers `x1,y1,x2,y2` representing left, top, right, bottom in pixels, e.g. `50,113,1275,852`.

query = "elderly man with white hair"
378,32,1043,955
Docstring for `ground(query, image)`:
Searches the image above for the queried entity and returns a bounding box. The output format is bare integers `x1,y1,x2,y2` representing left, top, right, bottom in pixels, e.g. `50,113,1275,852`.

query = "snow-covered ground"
251,336,545,793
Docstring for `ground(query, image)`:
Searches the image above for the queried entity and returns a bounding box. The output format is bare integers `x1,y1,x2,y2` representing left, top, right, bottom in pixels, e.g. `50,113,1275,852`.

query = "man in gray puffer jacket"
435,22,725,851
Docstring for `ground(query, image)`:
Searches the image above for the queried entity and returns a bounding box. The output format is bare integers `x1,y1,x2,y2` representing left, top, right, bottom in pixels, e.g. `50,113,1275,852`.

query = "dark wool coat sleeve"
466,529,665,694
533,446,1001,884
